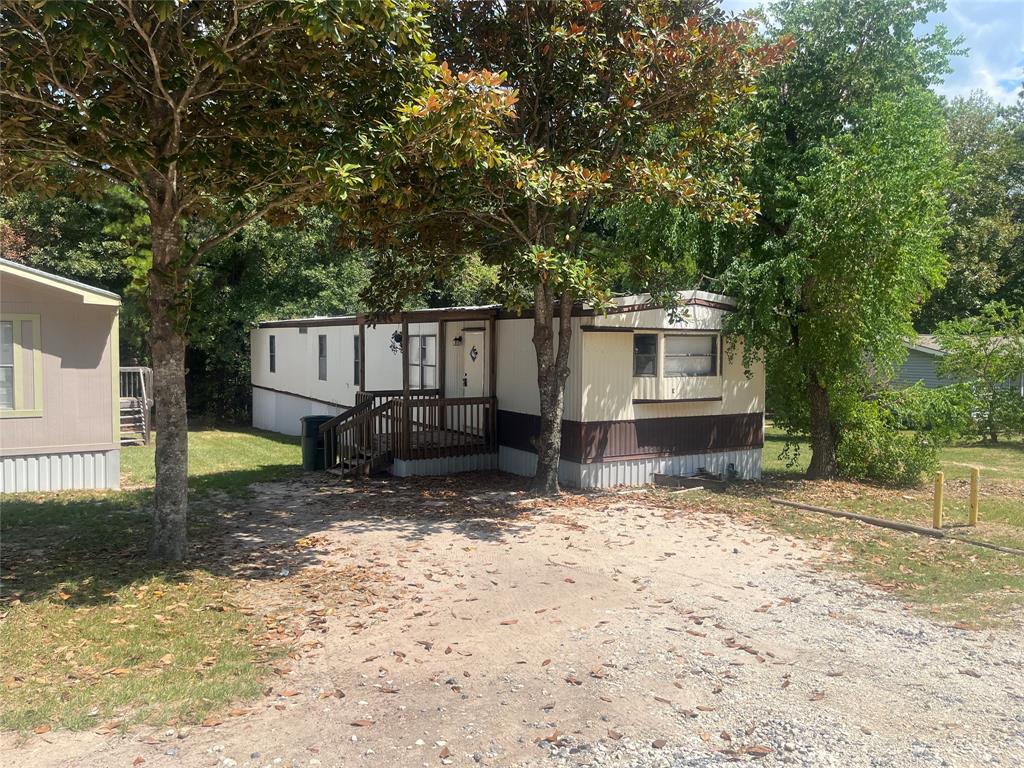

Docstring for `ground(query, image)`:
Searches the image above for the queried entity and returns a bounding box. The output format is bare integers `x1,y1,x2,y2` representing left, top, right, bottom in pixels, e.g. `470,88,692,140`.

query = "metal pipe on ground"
768,498,1024,557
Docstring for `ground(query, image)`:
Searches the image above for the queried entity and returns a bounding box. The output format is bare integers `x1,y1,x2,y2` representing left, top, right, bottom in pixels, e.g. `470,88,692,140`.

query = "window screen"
664,334,717,377
318,334,327,381
407,334,437,389
0,321,13,409
269,335,276,373
633,334,657,377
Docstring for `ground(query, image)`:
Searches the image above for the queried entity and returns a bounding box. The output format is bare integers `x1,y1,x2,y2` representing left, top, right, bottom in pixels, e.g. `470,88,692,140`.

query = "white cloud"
720,0,1023,105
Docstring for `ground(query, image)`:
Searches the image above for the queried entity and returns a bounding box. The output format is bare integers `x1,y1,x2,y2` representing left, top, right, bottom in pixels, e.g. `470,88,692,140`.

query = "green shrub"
877,383,977,442
837,400,938,485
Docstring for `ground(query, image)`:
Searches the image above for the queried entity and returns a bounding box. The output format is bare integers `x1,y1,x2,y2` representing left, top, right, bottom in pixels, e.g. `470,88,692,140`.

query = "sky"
721,0,1024,105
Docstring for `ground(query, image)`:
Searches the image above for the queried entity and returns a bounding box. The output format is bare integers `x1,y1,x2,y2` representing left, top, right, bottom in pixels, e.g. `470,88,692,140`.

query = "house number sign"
469,345,479,362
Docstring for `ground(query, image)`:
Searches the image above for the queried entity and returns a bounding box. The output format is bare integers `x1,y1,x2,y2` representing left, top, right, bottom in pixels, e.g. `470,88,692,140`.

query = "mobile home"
251,291,765,488
0,258,121,492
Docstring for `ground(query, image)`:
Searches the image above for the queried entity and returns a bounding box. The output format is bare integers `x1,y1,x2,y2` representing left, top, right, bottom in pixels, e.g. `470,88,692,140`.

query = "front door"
462,329,486,398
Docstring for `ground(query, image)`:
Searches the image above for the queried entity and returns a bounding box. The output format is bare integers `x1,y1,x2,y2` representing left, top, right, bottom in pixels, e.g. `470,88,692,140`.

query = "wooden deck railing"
119,366,153,405
322,399,399,475
119,366,153,445
320,393,496,475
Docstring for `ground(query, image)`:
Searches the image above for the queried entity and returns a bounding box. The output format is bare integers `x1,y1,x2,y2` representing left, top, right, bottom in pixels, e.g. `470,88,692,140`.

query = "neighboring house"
893,335,1024,395
251,291,765,488
0,258,121,492
891,335,959,389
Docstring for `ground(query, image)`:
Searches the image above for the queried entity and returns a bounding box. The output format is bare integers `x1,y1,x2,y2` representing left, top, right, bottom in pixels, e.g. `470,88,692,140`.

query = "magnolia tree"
0,0,512,560
360,0,789,493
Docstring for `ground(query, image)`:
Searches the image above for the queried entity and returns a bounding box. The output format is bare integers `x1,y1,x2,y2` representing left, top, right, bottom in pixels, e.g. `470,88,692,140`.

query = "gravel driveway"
5,474,1022,768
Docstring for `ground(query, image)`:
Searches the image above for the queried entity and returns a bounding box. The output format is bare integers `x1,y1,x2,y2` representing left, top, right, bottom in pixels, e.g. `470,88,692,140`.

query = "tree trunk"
806,374,839,480
531,279,573,494
147,210,190,561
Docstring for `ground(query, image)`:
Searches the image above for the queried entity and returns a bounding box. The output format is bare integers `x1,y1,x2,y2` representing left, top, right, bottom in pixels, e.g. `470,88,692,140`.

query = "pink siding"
0,273,117,455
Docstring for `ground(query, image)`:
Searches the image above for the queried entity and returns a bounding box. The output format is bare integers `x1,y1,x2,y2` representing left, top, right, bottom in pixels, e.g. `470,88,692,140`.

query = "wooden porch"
119,366,153,445
319,394,497,476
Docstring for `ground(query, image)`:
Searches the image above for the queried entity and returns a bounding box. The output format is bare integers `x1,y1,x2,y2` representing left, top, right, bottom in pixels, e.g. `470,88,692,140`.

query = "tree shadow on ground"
1,469,546,606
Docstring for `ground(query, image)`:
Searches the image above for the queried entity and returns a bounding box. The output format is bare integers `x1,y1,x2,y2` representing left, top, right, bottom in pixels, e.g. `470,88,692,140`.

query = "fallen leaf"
350,719,374,727
652,739,667,749
565,674,582,686
33,725,51,735
201,717,223,727
607,729,622,740
500,619,518,626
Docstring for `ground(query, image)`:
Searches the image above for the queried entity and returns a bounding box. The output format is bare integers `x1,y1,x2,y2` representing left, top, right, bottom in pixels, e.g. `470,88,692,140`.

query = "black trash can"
300,415,333,471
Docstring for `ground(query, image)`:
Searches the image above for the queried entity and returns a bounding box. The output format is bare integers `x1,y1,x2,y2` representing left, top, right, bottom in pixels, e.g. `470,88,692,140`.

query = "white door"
462,330,486,398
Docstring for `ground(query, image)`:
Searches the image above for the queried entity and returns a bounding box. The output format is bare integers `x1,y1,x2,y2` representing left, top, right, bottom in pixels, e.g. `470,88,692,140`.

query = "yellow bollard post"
932,471,944,530
969,467,980,526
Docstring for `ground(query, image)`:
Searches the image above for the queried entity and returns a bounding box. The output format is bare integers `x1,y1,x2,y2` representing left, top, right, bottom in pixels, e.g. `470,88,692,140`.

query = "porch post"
488,314,497,398
401,316,410,398
437,319,446,397
437,319,447,431
358,319,366,392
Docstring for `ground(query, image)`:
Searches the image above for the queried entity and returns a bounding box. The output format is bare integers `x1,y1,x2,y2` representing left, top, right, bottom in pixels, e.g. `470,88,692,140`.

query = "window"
318,334,327,381
633,334,658,377
353,335,361,387
269,335,276,373
664,334,717,377
0,314,42,418
407,334,437,389
0,321,13,410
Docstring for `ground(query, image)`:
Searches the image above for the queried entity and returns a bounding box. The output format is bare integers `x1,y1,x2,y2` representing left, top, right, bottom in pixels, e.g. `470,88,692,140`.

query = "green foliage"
186,211,371,421
729,89,954,427
836,399,939,485
876,383,977,443
919,95,1024,328
722,0,960,476
0,178,151,361
935,302,1024,441
363,1,789,311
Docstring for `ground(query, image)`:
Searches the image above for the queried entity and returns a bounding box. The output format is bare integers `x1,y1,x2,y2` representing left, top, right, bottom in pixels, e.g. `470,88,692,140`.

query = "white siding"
0,448,119,493
252,325,360,407
392,453,497,477
494,317,584,420
498,445,761,488
252,386,341,436
580,332,763,422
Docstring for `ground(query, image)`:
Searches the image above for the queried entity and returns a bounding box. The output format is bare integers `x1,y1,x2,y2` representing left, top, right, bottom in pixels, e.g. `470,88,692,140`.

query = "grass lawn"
706,425,1024,626
0,428,299,733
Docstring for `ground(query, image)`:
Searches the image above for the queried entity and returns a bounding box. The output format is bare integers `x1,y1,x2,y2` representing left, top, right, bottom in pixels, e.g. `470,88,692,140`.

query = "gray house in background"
891,335,959,389
893,334,1024,395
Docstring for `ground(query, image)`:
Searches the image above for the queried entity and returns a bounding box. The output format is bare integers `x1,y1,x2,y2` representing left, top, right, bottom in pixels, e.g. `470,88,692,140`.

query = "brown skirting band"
497,410,763,464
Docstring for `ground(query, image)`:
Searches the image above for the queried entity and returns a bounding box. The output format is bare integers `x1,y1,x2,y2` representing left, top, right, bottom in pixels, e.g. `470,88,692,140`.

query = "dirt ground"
4,474,1022,768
